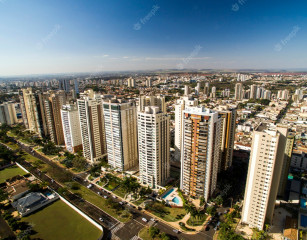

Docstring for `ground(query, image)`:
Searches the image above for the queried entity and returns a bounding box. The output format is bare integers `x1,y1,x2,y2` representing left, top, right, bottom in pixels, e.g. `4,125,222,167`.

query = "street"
11,140,216,240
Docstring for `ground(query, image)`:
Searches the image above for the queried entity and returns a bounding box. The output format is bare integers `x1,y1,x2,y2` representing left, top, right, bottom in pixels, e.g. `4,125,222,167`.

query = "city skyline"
1,0,307,76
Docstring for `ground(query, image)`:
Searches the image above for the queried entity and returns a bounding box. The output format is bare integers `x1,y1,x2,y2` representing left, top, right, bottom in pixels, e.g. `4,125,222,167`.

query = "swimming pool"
301,215,307,227
162,188,174,199
172,197,180,204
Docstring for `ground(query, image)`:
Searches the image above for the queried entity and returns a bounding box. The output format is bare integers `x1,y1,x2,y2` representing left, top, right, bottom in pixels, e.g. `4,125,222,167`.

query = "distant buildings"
77,90,106,164
127,78,136,88
103,99,138,171
138,103,170,189
242,124,289,230
61,104,82,153
0,102,17,125
211,86,216,98
180,107,221,201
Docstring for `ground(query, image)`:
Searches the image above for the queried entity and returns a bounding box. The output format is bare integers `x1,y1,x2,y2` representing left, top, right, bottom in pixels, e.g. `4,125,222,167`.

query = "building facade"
61,104,82,153
138,106,170,189
0,102,17,125
180,107,221,201
174,97,198,161
217,107,237,172
242,124,288,230
77,90,106,164
103,100,138,171
44,91,66,145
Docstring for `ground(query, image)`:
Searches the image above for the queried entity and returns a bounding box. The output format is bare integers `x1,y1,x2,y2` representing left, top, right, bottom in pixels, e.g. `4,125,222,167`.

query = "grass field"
0,166,27,183
22,200,102,240
148,202,187,222
68,183,131,222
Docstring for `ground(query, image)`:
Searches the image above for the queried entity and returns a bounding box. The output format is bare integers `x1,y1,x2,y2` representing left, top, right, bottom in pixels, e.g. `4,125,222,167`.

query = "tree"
0,189,8,201
160,232,170,240
148,226,160,239
214,195,223,206
206,205,216,216
72,156,87,171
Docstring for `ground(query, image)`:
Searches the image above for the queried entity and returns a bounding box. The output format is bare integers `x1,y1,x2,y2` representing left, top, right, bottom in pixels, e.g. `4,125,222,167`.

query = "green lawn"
22,200,102,240
112,186,127,198
139,227,160,240
0,166,27,183
187,214,208,226
147,202,187,222
104,180,119,191
68,183,131,222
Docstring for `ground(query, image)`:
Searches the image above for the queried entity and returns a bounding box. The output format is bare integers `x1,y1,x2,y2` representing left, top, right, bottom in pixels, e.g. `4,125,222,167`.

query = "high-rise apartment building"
138,106,170,189
174,97,198,161
234,83,243,100
19,88,45,137
250,84,258,99
77,90,106,164
278,132,294,197
203,82,209,96
211,86,216,98
103,99,138,171
45,91,66,145
216,106,237,172
0,102,17,125
184,85,191,96
138,95,166,113
127,78,136,88
180,107,221,201
59,79,70,93
61,104,82,153
242,124,289,230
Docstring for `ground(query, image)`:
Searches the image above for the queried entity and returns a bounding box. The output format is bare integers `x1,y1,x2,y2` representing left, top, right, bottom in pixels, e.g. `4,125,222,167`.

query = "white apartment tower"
77,90,106,164
174,97,198,161
242,124,288,230
0,102,17,125
103,99,138,171
234,83,243,100
138,105,170,189
180,107,222,201
61,104,82,153
138,95,166,113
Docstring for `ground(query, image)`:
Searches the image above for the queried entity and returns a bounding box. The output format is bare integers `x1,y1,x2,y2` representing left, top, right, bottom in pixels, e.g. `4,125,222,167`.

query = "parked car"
173,229,180,234
113,195,117,199
142,218,148,222
99,218,104,222
87,184,93,189
103,196,108,199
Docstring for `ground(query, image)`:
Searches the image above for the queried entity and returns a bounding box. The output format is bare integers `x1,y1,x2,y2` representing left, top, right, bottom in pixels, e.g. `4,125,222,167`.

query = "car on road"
142,218,148,222
99,218,104,222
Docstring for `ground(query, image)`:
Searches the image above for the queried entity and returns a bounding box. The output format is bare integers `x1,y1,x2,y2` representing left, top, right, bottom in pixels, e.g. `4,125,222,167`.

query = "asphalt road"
10,140,217,240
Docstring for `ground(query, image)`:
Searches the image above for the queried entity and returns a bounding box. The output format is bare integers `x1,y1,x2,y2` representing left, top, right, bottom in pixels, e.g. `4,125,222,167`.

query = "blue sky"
0,0,306,75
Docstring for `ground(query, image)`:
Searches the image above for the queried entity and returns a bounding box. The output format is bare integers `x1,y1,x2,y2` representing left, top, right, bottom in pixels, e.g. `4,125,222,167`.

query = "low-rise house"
12,191,59,216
